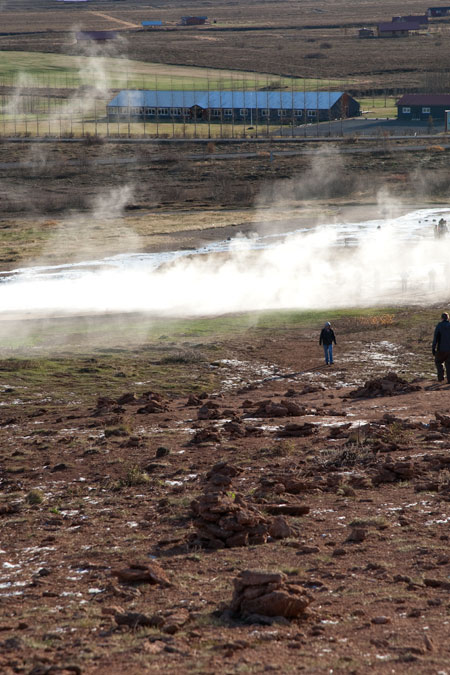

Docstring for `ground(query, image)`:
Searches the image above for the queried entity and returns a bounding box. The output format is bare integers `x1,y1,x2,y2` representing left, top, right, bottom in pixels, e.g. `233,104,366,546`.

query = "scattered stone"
295,545,320,555
423,577,450,590
186,394,202,406
435,411,450,428
190,426,222,445
115,611,164,628
230,570,312,620
162,608,190,634
269,516,295,539
393,574,412,584
0,502,21,515
198,401,220,420
372,459,416,485
116,392,138,405
277,423,318,438
264,504,310,517
156,446,170,458
111,562,171,587
349,372,420,399
345,527,367,543
371,616,391,624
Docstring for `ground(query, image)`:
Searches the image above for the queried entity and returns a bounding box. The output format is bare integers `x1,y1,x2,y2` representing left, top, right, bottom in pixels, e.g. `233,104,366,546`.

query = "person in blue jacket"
319,321,336,365
432,312,450,382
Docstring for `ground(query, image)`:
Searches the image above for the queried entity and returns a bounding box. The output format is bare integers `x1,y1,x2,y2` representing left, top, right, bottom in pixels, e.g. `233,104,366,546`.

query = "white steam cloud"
1,207,449,317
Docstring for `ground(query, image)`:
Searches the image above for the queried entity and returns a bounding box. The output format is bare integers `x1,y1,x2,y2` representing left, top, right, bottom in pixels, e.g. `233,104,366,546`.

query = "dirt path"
88,11,140,29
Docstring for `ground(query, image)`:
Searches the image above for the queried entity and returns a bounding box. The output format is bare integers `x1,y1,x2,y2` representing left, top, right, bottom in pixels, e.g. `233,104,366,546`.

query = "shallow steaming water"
0,207,449,316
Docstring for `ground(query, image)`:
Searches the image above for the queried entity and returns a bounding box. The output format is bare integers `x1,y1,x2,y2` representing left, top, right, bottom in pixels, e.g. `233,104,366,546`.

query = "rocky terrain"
0,311,449,673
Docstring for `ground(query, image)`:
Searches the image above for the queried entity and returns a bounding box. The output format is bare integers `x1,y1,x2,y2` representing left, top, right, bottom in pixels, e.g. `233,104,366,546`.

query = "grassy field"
0,51,347,91
359,96,397,118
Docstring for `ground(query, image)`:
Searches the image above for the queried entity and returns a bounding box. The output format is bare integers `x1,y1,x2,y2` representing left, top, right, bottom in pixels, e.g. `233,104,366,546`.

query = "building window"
239,108,248,116
294,109,303,116
422,107,431,114
277,109,285,116
145,108,155,115
261,109,269,117
119,107,128,113
157,108,169,116
171,108,182,115
402,107,411,113
211,109,221,117
307,110,316,117
224,109,233,117
183,108,190,114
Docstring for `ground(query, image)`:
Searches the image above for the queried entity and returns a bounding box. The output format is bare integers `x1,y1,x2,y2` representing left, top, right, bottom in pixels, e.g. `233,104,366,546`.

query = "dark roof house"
397,94,450,120
378,21,422,36
181,16,207,25
392,15,428,25
427,6,450,16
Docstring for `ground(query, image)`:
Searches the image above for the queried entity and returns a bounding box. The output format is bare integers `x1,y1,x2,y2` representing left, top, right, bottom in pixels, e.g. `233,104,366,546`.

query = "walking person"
432,312,450,383
319,321,336,366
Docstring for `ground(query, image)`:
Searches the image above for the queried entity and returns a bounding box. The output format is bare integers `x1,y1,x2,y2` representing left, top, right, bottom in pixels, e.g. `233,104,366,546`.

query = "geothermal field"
1,1,450,674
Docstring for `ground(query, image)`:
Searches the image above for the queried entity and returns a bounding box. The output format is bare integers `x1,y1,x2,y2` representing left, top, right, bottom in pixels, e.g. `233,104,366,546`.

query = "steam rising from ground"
1,206,449,317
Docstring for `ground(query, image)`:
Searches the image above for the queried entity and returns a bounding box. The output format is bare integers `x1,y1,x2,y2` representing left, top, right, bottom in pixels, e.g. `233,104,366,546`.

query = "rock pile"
245,399,306,418
372,458,416,485
189,463,299,548
349,372,421,399
94,390,168,415
277,422,318,437
229,570,312,621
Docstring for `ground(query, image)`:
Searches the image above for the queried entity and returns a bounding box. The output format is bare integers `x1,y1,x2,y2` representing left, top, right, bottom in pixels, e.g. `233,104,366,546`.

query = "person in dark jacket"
432,312,450,382
319,321,336,365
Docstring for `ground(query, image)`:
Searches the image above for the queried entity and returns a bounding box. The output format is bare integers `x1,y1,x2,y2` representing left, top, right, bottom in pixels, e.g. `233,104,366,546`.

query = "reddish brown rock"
269,516,294,539
230,570,312,620
265,504,310,516
349,372,420,399
115,611,164,628
277,423,318,438
111,562,171,587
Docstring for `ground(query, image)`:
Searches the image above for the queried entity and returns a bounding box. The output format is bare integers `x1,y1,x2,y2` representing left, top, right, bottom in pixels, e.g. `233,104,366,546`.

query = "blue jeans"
323,344,333,364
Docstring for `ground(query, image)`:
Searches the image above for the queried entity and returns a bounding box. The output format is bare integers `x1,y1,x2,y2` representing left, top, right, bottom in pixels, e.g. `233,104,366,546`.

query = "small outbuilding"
396,94,450,120
181,16,207,26
359,27,375,38
427,6,450,17
142,21,162,28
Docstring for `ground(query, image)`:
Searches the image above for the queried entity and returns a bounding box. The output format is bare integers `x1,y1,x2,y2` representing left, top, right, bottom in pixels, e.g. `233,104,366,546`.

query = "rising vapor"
1,207,449,317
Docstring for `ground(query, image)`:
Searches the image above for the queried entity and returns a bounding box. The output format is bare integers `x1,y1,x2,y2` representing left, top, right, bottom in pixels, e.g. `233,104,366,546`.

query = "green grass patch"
359,96,397,119
0,51,346,92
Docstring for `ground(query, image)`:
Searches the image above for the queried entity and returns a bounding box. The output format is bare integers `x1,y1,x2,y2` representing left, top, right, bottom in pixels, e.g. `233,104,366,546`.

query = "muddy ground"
0,307,449,674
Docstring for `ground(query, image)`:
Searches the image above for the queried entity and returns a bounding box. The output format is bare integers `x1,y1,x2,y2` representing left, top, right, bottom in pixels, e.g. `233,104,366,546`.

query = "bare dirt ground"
0,308,450,674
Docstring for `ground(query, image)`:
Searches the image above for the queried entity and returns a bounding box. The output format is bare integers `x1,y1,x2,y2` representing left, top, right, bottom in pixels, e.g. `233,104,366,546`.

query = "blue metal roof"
108,90,345,110
142,20,162,26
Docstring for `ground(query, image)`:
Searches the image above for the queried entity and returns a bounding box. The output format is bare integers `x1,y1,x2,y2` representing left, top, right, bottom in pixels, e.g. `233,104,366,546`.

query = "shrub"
26,489,45,505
